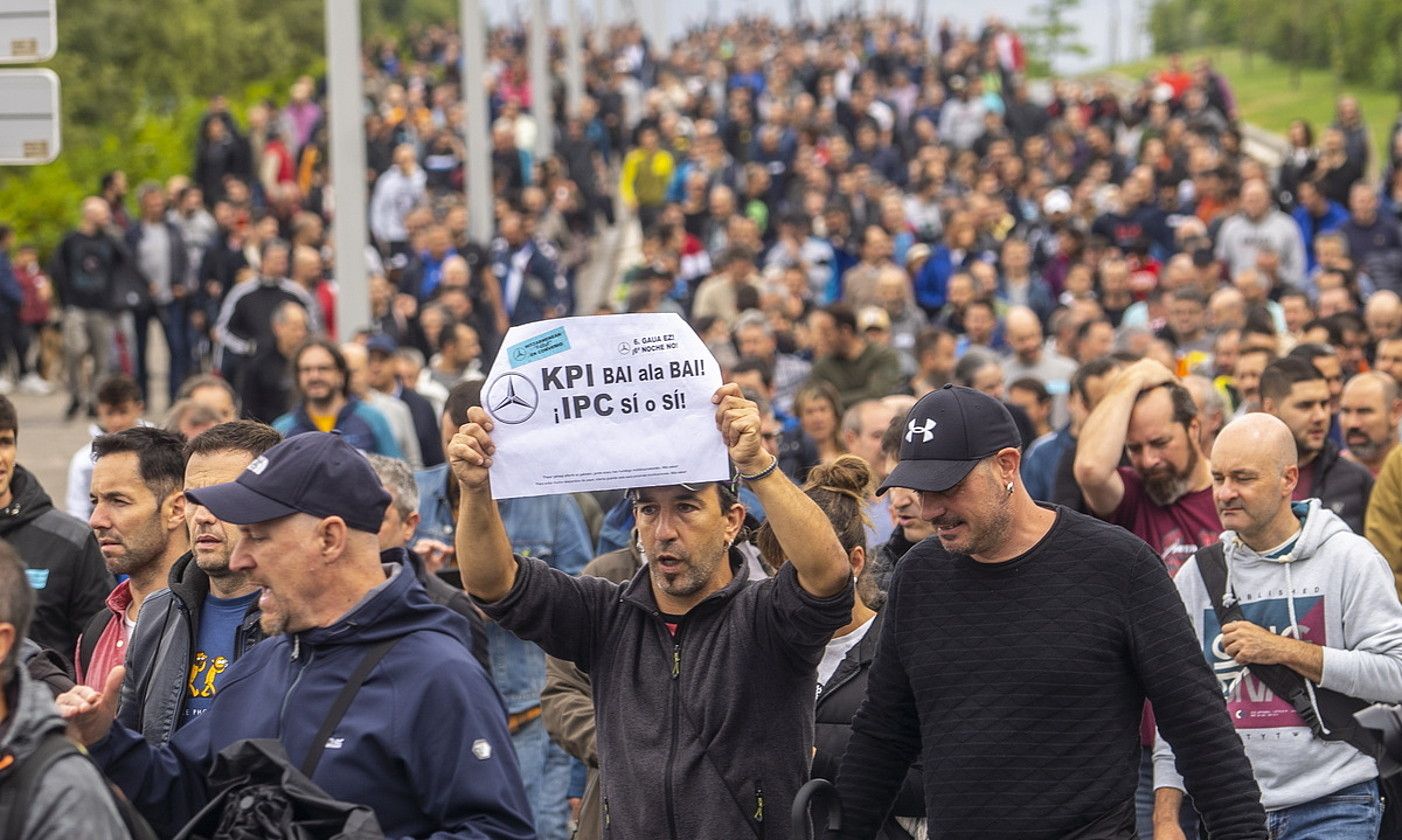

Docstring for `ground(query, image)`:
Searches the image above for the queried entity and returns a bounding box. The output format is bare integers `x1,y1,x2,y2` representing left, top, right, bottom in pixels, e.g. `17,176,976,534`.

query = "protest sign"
482,313,730,499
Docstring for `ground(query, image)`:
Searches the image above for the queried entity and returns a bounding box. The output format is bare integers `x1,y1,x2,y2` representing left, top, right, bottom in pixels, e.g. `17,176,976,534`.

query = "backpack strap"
299,636,401,778
0,730,80,839
1194,541,1381,757
77,607,114,681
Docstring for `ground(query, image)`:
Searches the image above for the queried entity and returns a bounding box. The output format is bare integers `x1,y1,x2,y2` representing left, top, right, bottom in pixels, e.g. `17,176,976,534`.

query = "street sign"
0,0,55,63
0,68,59,163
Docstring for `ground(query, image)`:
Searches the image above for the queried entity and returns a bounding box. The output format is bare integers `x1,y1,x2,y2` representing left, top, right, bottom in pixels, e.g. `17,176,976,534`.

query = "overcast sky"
490,0,1154,75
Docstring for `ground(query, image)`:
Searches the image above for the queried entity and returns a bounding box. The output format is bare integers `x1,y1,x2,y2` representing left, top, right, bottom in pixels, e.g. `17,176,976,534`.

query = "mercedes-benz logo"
618,341,631,355
486,372,539,424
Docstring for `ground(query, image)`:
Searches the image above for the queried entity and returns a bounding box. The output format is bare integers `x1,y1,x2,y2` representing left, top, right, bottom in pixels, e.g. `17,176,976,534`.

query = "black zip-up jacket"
1311,438,1373,534
0,465,112,661
50,229,128,311
812,611,922,840
117,552,266,744
479,549,853,840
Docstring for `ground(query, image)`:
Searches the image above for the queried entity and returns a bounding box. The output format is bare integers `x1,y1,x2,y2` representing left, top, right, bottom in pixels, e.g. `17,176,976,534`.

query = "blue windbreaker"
90,562,536,839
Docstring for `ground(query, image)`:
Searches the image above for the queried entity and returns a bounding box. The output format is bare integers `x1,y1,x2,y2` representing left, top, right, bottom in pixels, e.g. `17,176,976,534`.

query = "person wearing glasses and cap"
449,382,854,840
832,384,1269,840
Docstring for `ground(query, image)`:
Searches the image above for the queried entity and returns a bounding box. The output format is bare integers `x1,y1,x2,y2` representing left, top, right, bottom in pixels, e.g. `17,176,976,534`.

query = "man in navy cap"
833,384,1269,840
54,432,534,839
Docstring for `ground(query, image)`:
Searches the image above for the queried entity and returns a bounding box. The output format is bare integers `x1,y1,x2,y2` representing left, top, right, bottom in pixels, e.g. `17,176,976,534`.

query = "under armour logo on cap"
878,384,1022,496
906,417,937,443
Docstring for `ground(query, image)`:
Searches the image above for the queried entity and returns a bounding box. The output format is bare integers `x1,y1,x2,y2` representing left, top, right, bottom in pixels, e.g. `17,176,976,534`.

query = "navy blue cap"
878,384,1021,495
366,333,398,355
185,432,391,533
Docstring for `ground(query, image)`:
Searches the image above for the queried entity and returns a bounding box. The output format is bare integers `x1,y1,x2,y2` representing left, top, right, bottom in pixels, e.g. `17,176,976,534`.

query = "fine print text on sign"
482,313,730,499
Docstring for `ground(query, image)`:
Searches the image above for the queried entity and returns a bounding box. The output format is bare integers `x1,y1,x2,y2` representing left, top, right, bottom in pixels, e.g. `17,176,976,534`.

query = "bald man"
341,342,423,469
1153,413,1402,838
53,196,124,418
1182,374,1226,457
1365,291,1401,344
1002,305,1076,428
1209,287,1248,334
1340,372,1401,475
1215,179,1307,289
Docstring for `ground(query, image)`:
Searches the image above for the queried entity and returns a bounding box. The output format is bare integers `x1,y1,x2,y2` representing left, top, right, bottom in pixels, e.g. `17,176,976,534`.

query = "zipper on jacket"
754,781,765,829
277,646,314,738
603,796,610,831
663,627,684,840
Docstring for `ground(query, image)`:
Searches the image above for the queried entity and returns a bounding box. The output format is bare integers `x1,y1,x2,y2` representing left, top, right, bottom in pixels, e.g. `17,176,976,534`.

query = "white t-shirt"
816,615,876,698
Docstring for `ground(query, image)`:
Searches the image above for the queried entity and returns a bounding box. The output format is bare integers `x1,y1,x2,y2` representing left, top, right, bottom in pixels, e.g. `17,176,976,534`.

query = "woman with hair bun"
756,455,925,839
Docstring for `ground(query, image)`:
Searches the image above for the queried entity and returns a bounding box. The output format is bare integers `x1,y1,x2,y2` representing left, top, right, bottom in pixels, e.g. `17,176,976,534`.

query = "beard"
930,472,1014,557
1141,445,1199,507
1346,433,1385,463
644,533,730,602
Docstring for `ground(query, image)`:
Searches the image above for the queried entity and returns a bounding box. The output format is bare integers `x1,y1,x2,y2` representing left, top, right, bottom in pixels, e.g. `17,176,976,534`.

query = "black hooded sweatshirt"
0,465,112,661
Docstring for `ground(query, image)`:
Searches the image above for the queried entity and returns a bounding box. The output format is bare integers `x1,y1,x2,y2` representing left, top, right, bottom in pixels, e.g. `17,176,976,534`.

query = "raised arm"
1073,359,1174,517
714,384,850,597
448,407,517,602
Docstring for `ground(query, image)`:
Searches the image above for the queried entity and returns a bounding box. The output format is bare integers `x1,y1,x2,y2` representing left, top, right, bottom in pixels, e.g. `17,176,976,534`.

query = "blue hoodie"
90,562,535,839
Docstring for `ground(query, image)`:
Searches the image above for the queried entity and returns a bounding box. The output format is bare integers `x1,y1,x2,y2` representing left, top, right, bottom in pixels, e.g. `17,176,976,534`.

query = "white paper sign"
483,313,730,499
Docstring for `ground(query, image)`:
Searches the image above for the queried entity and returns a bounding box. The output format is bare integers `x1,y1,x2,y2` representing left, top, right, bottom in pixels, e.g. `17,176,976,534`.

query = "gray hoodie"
1,665,129,839
1154,498,1402,810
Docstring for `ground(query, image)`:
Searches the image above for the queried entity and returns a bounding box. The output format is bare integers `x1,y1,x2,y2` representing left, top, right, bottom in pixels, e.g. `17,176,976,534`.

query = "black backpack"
0,728,157,840
172,637,399,840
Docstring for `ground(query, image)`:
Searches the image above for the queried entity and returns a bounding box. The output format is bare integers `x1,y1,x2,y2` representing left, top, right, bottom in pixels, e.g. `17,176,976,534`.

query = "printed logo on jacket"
1203,594,1325,731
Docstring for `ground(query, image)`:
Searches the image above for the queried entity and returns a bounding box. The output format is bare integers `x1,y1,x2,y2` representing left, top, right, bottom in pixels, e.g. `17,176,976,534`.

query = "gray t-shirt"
138,222,173,304
1003,350,1078,428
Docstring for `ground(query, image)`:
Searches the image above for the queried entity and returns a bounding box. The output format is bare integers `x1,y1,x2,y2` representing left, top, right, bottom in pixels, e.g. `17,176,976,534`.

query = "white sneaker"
18,373,52,395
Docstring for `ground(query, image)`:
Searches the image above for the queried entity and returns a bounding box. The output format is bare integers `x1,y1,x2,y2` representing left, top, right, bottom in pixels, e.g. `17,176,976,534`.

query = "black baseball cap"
878,384,1021,496
185,432,391,533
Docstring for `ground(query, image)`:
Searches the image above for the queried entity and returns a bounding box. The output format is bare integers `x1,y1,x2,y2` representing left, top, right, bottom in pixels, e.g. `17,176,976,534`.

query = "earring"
1006,481,1014,495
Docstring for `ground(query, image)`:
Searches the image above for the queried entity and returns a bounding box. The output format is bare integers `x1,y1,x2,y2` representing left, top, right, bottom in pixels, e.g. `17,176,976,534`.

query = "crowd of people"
6,7,1402,840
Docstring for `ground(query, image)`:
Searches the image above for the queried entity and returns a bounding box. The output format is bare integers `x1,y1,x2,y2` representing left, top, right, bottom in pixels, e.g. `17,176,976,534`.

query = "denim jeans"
131,299,194,402
512,714,573,840
1267,779,1381,840
1137,747,1198,838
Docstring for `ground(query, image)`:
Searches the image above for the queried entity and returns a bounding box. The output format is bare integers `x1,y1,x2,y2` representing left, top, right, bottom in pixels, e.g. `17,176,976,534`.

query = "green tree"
0,0,455,252
1022,0,1091,77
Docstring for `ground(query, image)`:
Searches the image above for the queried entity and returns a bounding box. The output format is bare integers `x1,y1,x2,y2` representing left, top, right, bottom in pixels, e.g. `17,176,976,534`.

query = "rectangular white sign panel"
0,1,55,63
0,68,58,164
483,313,730,499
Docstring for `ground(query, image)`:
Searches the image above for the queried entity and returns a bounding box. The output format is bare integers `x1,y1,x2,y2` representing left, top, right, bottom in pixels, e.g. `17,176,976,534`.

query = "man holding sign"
478,313,734,500
449,382,854,840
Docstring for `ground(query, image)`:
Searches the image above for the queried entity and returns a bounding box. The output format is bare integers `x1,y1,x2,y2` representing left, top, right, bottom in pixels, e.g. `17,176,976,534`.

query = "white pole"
530,0,554,160
460,0,494,246
566,0,584,118
594,0,607,52
326,0,370,336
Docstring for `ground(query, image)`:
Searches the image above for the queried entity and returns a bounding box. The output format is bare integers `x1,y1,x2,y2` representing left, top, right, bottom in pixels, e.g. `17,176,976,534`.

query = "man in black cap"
833,384,1269,840
54,432,535,839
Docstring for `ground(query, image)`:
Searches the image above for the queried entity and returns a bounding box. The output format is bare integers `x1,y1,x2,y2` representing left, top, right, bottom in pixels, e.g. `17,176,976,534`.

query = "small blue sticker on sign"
508,327,571,368
25,569,49,590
